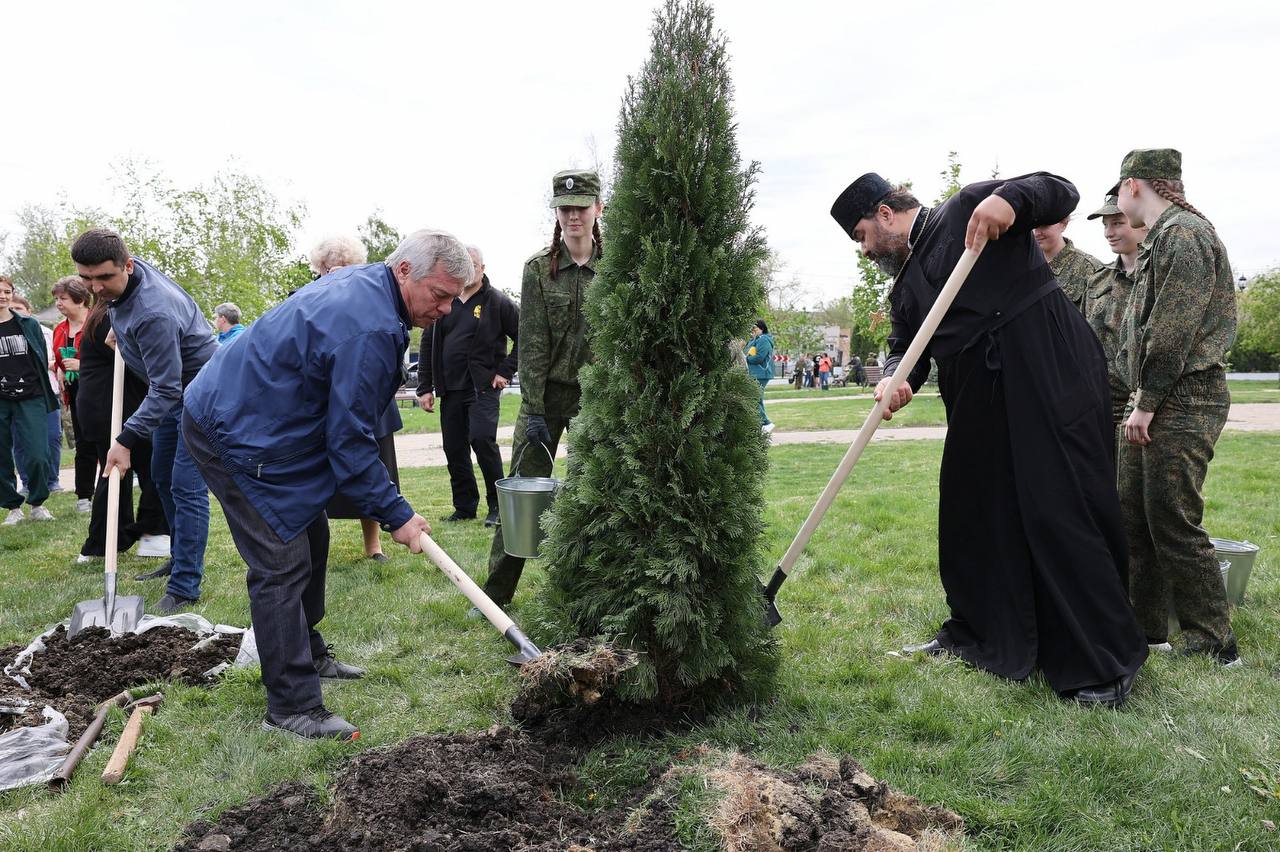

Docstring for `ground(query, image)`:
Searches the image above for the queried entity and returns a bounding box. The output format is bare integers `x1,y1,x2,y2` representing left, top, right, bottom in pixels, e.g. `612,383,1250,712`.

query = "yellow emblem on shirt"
473,304,482,319
747,346,757,356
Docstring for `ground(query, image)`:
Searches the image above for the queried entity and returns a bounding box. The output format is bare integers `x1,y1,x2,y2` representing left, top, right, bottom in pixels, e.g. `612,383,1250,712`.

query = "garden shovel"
418,533,543,665
762,247,983,626
70,345,144,636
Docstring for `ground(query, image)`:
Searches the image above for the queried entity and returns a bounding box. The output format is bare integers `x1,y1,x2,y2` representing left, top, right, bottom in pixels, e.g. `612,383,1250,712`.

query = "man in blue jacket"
182,229,471,740
72,230,217,613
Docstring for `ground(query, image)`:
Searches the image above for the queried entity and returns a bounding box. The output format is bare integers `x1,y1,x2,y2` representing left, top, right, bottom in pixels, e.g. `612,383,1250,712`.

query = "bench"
863,366,883,387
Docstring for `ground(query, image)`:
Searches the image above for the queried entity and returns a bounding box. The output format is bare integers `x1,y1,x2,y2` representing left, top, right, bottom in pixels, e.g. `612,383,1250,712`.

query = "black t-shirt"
0,316,40,401
439,296,482,392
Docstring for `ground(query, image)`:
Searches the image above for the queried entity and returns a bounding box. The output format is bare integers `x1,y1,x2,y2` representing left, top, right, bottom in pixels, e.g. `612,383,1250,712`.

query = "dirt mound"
176,729,964,852
1,626,238,737
177,726,679,851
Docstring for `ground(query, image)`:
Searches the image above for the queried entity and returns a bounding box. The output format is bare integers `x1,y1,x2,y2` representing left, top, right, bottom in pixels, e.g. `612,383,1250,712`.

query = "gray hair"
309,234,368,275
214,302,242,325
465,244,484,266
385,229,473,285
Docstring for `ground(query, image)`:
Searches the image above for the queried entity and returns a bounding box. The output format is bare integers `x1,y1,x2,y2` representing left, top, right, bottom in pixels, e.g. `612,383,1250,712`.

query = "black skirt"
325,432,401,520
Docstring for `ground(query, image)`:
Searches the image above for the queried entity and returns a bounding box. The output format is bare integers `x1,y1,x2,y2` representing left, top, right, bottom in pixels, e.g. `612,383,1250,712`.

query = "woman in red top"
51,275,97,511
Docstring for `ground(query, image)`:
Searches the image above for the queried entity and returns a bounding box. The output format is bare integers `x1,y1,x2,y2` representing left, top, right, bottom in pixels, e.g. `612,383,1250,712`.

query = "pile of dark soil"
176,728,964,852
1,625,238,737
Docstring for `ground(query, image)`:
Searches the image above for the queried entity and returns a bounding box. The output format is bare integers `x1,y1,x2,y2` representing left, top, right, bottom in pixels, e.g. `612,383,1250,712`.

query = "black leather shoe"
262,707,359,741
483,509,500,527
902,638,946,656
1072,671,1137,709
153,592,197,615
134,559,173,581
315,651,366,680
442,510,476,522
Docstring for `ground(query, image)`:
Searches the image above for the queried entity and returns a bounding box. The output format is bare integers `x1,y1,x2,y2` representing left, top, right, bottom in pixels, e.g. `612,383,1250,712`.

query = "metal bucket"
1211,538,1260,606
496,442,559,559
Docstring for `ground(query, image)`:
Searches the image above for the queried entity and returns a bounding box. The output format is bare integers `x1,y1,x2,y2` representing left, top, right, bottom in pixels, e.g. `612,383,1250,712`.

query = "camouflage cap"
1107,148,1182,195
550,169,601,208
1086,194,1122,220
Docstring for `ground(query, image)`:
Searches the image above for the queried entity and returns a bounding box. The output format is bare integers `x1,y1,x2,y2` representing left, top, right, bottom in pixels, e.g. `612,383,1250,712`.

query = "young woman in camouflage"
479,169,602,610
1113,148,1238,663
1032,215,1103,312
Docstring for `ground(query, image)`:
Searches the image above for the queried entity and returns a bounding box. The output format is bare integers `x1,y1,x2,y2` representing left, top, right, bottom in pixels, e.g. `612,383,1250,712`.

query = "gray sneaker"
29,505,55,522
262,707,359,741
2,507,23,526
153,593,197,615
314,651,366,680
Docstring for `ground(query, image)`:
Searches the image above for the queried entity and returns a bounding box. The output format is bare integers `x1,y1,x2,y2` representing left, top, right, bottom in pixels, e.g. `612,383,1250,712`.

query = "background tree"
359,211,402,263
759,250,823,359
1231,270,1280,373
537,0,776,706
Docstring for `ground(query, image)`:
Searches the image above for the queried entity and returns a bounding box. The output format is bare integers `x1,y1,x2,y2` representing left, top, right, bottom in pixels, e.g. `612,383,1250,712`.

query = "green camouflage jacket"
1049,238,1103,313
1084,257,1138,399
517,241,598,416
1121,205,1236,412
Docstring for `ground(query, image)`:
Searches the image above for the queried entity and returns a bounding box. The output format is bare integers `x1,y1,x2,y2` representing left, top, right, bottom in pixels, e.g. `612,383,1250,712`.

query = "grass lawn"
1228,380,1280,404
765,395,948,431
3,435,1279,850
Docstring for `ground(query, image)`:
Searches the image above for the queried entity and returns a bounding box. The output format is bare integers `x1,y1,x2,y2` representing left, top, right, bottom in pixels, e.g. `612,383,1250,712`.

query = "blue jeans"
757,377,771,425
12,408,61,492
151,404,210,600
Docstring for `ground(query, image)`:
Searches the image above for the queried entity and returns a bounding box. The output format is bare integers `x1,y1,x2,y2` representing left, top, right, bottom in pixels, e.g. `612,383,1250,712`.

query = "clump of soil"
176,729,965,852
1,625,238,738
176,726,680,851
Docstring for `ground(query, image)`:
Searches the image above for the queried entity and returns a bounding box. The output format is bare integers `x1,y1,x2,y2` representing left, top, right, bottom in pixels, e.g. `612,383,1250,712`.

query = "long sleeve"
989,172,1080,234
119,313,186,448
326,331,414,529
881,312,933,391
1133,225,1220,412
415,327,434,395
517,262,550,416
496,295,519,380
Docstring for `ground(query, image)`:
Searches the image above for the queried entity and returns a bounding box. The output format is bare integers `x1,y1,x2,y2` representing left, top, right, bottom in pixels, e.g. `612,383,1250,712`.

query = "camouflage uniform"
483,169,599,606
1049,237,1103,313
1113,149,1237,655
1085,257,1138,428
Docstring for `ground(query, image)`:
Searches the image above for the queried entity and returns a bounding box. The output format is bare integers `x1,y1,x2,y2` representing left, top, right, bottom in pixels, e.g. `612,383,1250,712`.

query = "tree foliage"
1231,270,1280,372
359,212,402,263
3,160,305,319
536,0,776,706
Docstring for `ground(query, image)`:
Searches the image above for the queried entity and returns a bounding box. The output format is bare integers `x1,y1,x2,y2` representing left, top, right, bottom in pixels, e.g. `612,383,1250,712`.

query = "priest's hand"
1124,409,1155,446
965,195,1016,251
417,392,435,413
874,376,913,421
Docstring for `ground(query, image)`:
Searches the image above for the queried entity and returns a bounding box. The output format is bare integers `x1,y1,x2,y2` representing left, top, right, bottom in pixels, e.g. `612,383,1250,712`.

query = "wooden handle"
105,346,126,577
418,533,515,635
101,705,152,786
774,247,982,578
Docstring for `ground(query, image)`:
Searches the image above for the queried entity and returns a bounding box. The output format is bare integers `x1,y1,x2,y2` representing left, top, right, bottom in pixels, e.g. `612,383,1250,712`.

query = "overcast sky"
2,0,1276,309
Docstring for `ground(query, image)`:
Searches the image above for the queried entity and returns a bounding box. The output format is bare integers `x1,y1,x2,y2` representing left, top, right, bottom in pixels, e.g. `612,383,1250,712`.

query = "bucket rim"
497,476,560,491
1210,537,1259,553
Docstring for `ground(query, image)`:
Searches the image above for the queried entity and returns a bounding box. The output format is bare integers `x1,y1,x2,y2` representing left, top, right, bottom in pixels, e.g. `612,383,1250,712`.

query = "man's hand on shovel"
965,194,1016,251
873,377,913,421
392,514,431,553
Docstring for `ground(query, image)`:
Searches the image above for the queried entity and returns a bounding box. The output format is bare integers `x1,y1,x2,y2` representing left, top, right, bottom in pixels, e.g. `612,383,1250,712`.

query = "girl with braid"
1112,148,1239,664
476,169,602,612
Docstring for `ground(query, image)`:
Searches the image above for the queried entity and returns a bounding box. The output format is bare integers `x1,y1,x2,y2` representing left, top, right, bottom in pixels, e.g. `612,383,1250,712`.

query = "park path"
58,403,1276,487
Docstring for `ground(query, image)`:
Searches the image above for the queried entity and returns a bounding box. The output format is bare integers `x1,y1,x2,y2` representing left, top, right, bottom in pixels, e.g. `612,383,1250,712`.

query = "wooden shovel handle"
104,345,126,577
418,533,516,635
101,705,152,785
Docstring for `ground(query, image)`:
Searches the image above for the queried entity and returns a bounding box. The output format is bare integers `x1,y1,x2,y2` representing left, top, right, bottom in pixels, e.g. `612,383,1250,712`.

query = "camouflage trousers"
483,405,572,606
1118,368,1234,654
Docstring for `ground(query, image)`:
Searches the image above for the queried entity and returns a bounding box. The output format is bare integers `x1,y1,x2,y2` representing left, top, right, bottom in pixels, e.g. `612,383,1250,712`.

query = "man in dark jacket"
182,228,470,740
830,171,1147,708
71,230,217,613
416,245,518,526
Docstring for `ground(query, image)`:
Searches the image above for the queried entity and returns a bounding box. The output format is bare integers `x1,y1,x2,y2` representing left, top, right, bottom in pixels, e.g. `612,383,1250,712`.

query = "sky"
2,0,1276,309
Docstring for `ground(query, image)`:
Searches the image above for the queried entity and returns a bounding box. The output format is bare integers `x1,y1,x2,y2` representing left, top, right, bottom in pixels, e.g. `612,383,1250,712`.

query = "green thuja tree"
536,0,776,706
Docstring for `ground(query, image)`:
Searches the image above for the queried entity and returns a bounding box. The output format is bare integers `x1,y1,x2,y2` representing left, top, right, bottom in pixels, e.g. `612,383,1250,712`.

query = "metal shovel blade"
759,569,784,628
503,625,543,666
69,576,145,636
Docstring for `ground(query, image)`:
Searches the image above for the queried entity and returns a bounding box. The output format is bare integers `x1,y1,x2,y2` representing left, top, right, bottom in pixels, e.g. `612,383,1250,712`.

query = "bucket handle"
511,438,554,475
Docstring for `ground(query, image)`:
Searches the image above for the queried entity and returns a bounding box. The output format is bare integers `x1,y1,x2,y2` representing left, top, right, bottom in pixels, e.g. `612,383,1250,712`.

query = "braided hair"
548,214,604,281
1148,178,1212,228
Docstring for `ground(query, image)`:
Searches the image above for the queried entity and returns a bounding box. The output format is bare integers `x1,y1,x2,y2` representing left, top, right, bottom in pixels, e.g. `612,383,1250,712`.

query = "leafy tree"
936,151,963,204
359,212,401,263
5,202,104,308
1231,270,1280,372
537,0,776,706
759,251,823,358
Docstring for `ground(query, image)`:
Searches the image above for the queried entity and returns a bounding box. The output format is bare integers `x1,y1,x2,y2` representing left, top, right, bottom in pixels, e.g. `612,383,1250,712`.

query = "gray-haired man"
183,229,472,740
213,303,246,345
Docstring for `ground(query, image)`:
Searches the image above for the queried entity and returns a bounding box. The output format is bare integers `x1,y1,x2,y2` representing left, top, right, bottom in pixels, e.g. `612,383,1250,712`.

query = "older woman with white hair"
305,235,406,563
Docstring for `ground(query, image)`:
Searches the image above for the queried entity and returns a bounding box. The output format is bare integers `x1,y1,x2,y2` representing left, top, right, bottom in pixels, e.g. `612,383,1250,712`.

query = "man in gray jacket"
72,229,217,613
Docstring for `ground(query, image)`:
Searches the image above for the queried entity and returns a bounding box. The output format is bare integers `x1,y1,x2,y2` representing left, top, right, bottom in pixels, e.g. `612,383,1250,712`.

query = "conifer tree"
537,0,776,705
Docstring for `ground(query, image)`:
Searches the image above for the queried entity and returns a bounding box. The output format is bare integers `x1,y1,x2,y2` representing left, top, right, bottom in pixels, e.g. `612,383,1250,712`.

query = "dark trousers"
67,383,99,499
440,387,504,514
0,397,50,509
483,405,568,606
1119,369,1234,653
183,412,329,717
152,405,210,601
80,435,166,556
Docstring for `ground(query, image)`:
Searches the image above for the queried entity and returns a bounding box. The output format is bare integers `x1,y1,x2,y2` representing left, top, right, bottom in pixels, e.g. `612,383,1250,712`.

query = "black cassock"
884,172,1147,694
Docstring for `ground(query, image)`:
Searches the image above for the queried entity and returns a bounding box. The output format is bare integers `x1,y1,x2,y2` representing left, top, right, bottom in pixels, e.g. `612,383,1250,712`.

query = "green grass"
765,394,948,431
3,434,1279,850
1228,380,1280,404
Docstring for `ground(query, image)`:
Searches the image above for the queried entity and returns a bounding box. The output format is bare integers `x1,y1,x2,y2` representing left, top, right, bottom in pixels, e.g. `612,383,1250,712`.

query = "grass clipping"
516,638,640,708
667,748,965,852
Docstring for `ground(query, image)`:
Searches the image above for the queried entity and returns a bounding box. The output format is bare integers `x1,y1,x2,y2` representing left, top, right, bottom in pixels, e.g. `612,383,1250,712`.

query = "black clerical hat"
830,173,893,239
